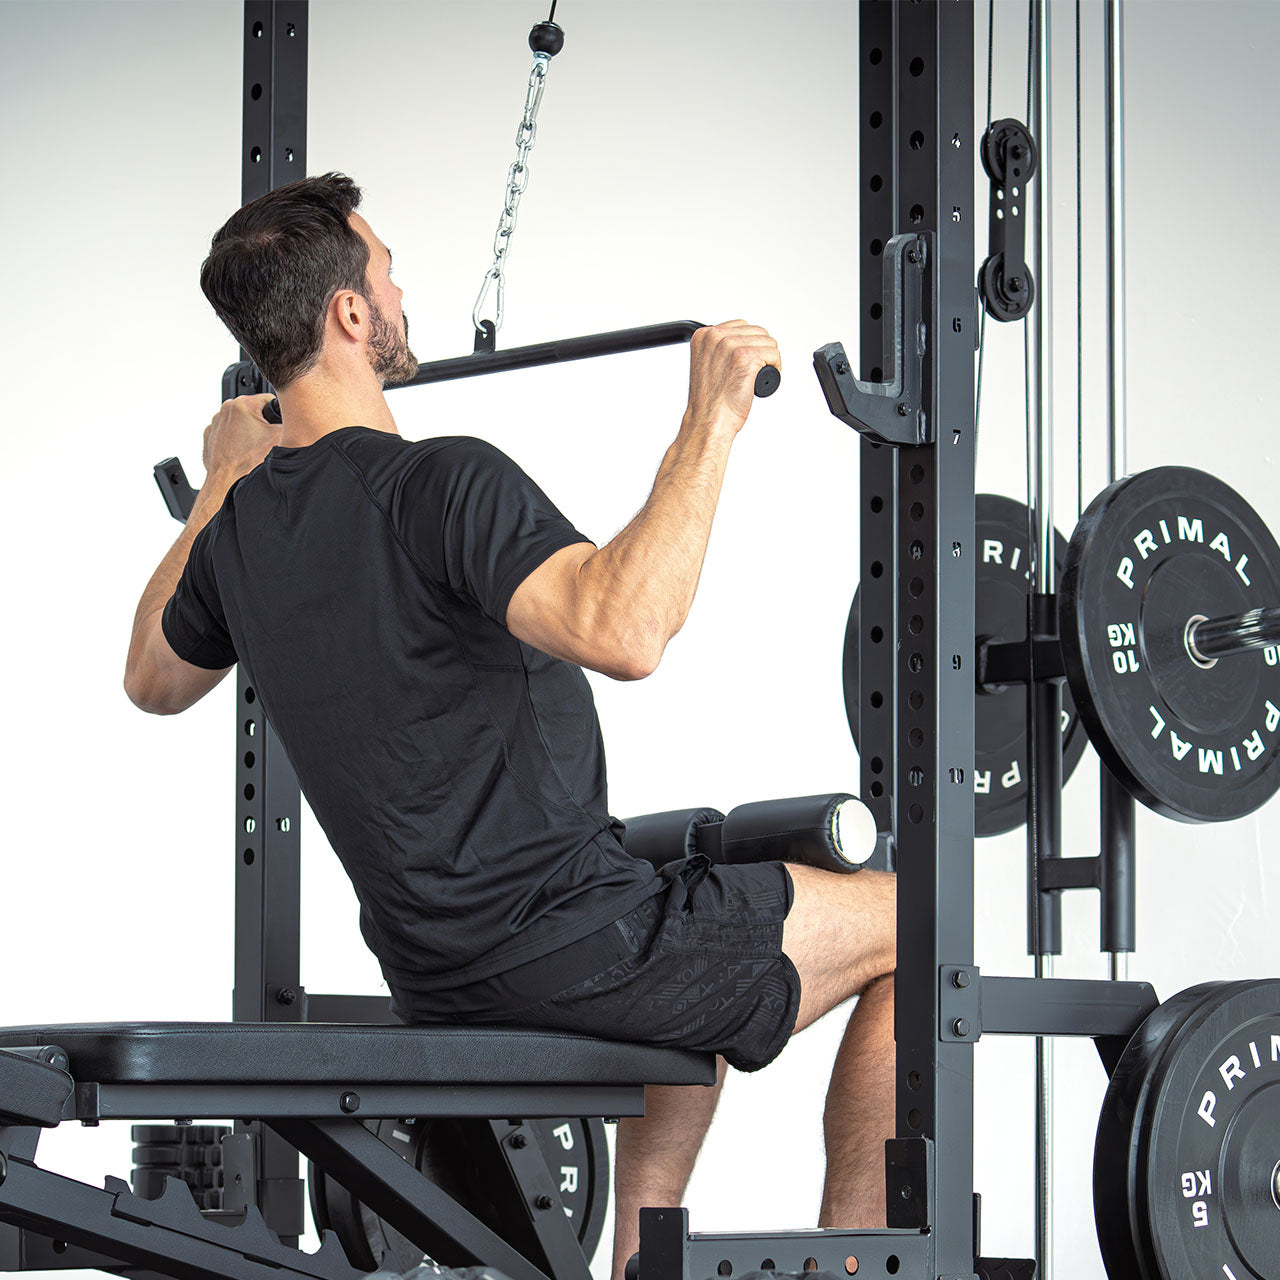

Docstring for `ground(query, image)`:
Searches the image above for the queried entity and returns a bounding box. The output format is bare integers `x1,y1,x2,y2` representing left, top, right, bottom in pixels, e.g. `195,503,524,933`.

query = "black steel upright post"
860,3,977,1273
231,0,309,1245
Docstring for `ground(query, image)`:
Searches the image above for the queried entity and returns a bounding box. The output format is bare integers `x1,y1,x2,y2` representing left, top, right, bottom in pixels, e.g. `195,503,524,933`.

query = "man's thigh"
782,865,896,1033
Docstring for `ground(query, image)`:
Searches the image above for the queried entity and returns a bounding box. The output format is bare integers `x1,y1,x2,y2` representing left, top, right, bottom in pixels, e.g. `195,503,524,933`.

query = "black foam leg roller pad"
621,807,726,869
719,794,875,873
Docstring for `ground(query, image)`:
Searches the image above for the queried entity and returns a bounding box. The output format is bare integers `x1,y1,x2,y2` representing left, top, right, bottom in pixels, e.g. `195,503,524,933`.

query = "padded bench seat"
0,1023,716,1088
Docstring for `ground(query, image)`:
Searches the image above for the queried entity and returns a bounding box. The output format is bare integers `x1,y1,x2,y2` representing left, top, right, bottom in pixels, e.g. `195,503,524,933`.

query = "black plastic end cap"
529,20,564,56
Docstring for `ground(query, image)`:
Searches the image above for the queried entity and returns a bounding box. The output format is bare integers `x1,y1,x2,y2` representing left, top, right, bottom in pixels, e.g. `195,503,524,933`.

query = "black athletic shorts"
417,856,802,1073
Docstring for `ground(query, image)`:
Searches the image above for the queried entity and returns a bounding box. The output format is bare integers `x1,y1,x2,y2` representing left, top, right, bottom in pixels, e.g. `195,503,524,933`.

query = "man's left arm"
124,394,278,715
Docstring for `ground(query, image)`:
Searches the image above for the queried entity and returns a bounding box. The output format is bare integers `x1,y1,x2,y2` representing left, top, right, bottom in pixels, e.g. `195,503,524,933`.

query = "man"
125,173,896,1276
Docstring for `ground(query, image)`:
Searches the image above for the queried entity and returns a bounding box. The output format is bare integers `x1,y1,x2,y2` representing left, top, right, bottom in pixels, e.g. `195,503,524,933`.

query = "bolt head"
535,1194,554,1211
900,1184,913,1200
953,970,971,989
339,1092,361,1114
897,403,910,417
510,1132,528,1148
953,1018,970,1037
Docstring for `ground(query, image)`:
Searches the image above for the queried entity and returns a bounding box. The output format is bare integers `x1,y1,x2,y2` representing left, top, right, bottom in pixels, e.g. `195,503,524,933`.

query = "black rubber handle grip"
753,365,781,398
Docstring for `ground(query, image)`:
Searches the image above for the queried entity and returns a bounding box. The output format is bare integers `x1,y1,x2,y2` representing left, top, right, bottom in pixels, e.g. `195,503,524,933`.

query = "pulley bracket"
977,119,1037,322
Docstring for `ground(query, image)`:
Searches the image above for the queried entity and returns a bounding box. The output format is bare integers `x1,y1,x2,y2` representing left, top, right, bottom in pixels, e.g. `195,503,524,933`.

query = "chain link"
473,53,552,336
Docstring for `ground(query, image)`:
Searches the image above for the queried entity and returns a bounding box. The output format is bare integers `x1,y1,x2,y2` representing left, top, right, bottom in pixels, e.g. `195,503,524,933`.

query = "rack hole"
909,130,925,151
870,495,883,514
909,728,924,749
908,690,924,711
909,578,924,598
870,626,884,644
718,1263,732,1277
243,783,255,801
870,366,883,381
252,20,263,36
244,719,256,736
870,691,884,709
250,83,263,100
909,502,925,522
845,1258,859,1276
871,757,884,775
909,56,925,76
870,302,882,320
870,239,883,256
886,1258,901,1275
907,1071,922,1090
908,653,924,674
907,1108,923,1129
250,145,262,164
871,560,884,578
286,20,296,35
869,174,883,193
243,848,255,865
869,110,883,128
909,464,925,484
244,751,255,768
869,47,882,65
870,781,884,798
908,615,923,635
909,804,924,824
805,1260,819,1273
245,687,256,704
909,203,924,225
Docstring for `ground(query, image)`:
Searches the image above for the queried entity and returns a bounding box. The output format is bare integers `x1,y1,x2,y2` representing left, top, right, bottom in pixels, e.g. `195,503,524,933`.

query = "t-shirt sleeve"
160,519,238,670
396,437,595,626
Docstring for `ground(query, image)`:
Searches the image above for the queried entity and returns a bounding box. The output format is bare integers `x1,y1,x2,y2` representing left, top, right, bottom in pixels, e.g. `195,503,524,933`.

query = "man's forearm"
577,411,737,670
128,474,233,655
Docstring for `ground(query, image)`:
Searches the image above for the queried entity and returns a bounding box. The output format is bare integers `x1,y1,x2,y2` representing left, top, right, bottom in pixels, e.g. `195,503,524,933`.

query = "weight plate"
1061,466,1280,822
1094,979,1280,1280
844,493,1086,837
308,1116,608,1276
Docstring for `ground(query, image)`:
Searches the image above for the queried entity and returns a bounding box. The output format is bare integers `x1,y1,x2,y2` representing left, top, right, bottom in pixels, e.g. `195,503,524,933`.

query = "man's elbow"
602,640,663,682
123,668,181,716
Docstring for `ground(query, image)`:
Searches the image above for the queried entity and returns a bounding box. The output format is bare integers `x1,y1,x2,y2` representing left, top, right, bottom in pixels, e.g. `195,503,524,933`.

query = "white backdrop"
1,2,1275,1277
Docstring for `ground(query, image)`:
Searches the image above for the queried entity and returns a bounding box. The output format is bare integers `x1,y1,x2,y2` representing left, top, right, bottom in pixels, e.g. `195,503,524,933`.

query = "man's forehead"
348,211,388,260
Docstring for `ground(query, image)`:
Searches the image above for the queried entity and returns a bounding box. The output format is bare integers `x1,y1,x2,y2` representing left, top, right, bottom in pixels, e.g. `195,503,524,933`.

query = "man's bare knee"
783,865,896,1032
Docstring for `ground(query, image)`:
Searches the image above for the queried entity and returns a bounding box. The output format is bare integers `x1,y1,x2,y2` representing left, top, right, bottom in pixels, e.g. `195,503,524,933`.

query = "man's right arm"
505,321,780,681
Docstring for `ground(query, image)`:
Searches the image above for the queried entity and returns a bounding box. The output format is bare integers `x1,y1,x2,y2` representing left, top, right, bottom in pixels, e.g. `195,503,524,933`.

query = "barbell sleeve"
1185,606,1280,663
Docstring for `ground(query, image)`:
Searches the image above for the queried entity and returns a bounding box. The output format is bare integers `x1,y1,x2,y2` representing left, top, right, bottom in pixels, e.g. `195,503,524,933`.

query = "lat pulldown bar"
255,321,781,424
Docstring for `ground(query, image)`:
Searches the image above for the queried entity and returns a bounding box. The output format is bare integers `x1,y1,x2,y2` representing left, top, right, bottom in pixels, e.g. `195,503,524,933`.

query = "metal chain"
472,51,553,336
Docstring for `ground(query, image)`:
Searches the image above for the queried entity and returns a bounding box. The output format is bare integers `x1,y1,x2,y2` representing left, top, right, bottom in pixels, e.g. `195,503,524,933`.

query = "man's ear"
332,289,367,342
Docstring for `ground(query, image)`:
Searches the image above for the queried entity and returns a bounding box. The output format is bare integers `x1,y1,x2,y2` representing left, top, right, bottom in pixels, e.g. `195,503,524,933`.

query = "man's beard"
368,297,420,387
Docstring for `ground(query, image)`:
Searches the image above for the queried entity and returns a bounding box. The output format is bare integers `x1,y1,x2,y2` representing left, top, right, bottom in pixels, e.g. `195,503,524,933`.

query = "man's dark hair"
200,172,370,388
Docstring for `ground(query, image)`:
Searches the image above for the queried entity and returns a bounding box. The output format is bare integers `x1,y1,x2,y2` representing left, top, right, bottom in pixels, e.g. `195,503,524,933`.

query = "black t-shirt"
162,426,661,1017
